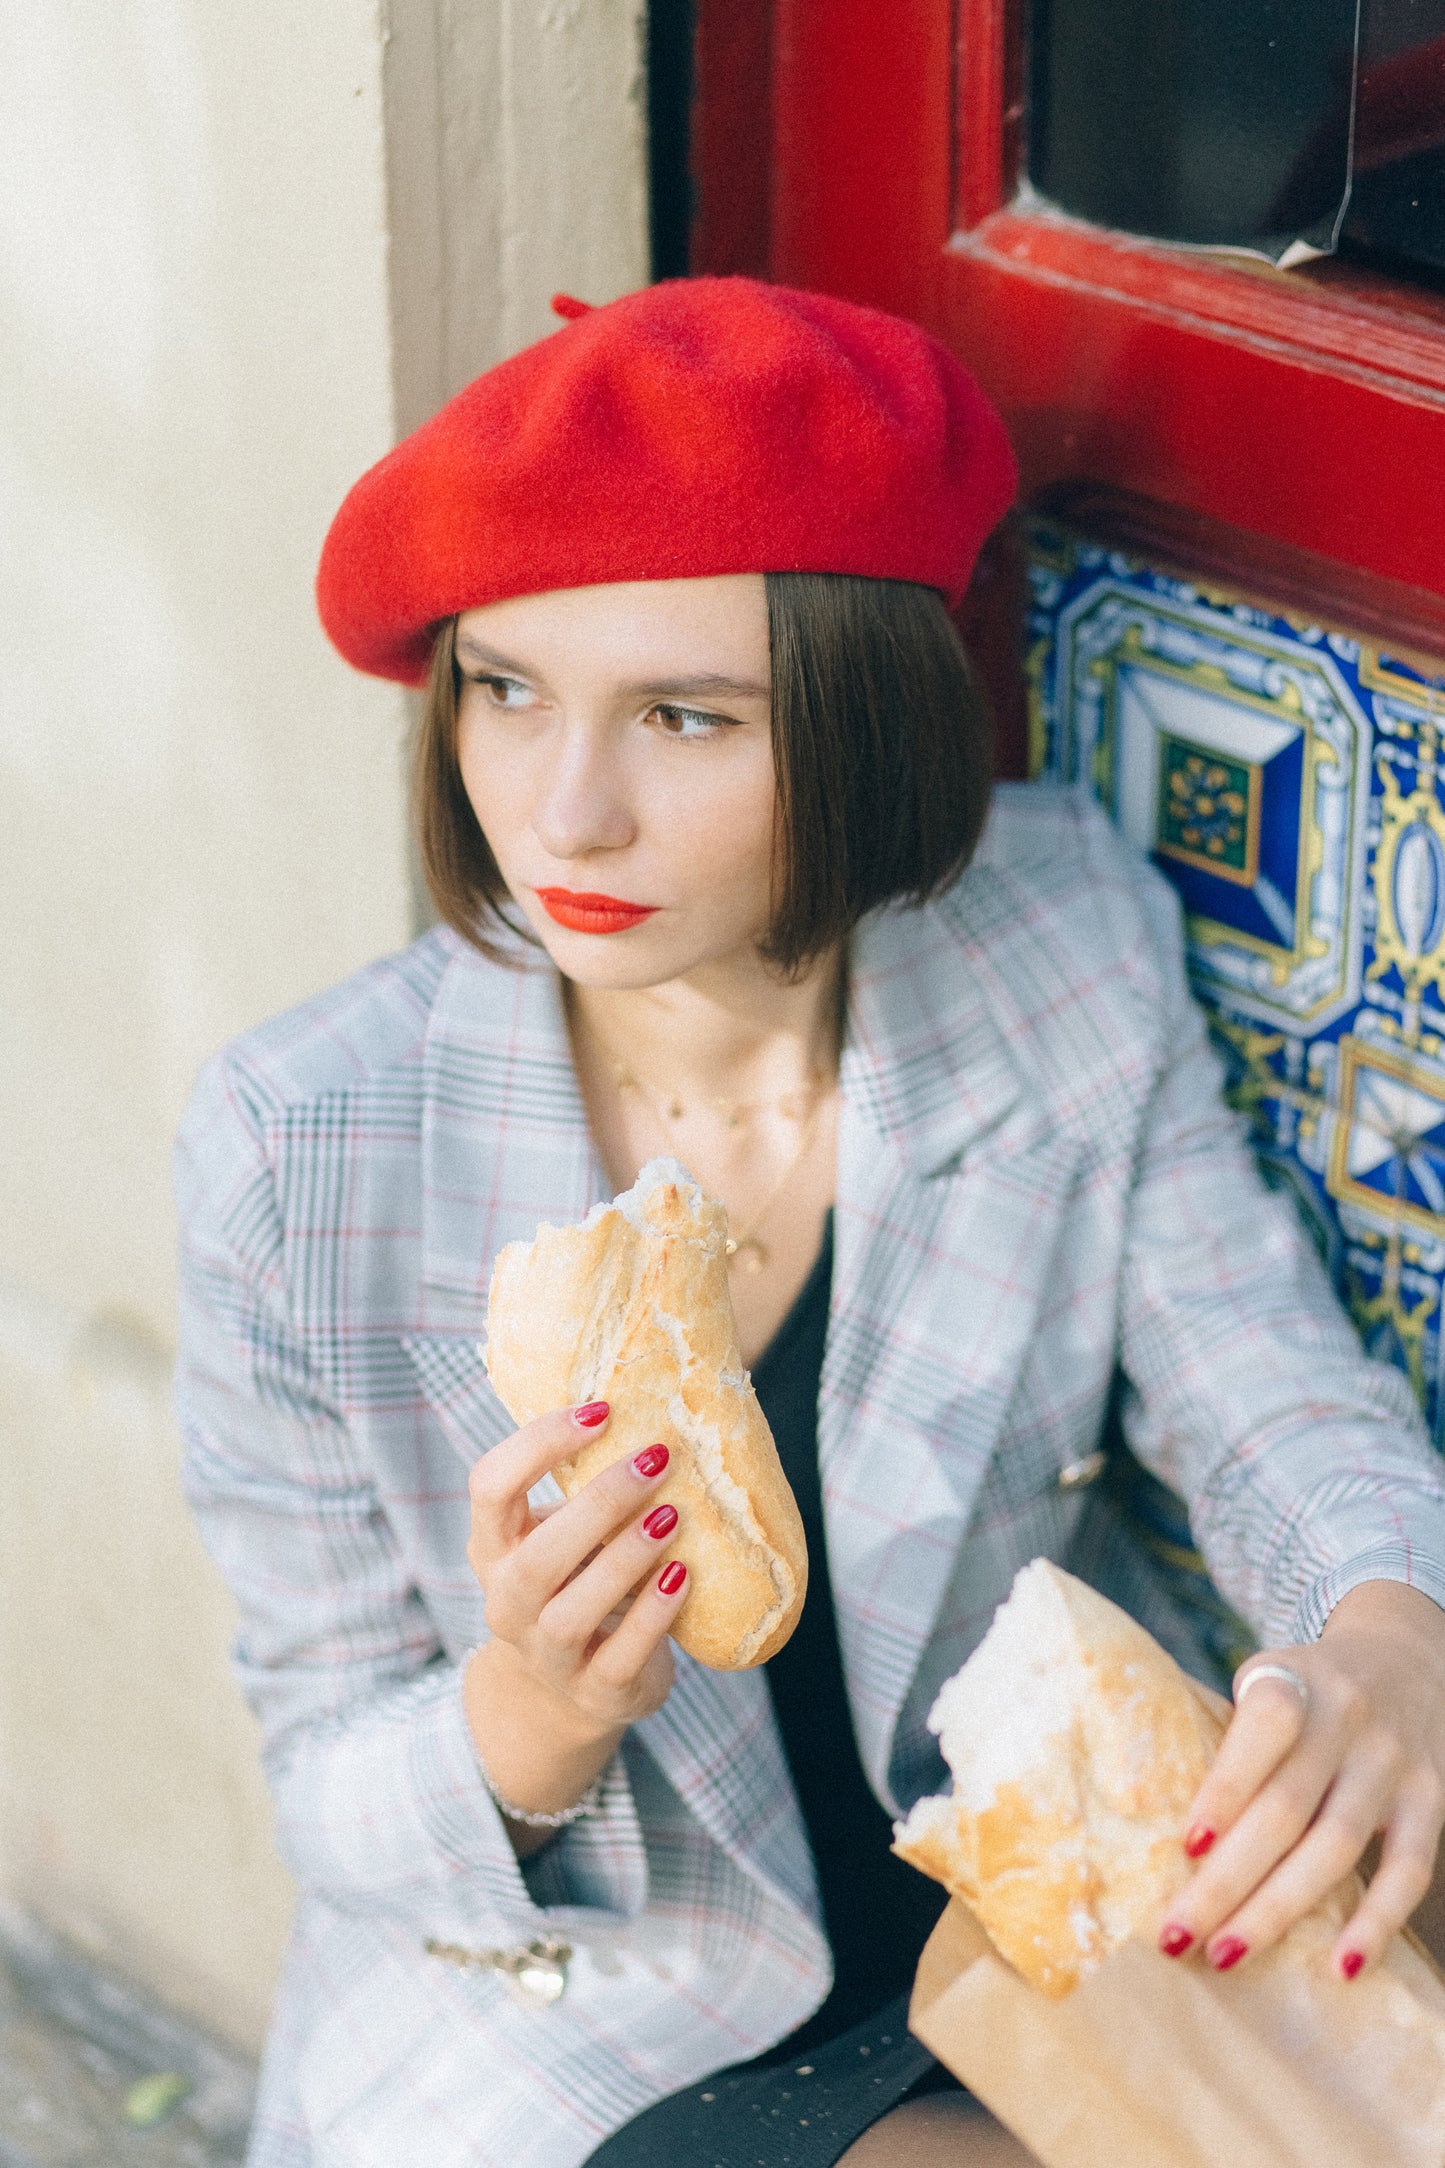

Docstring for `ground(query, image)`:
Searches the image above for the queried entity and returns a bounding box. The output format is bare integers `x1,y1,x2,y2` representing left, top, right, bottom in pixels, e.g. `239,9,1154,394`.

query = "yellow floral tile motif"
1156,739,1260,885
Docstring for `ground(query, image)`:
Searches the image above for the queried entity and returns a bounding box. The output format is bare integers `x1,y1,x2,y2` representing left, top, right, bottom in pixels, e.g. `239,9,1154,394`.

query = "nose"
531,723,636,863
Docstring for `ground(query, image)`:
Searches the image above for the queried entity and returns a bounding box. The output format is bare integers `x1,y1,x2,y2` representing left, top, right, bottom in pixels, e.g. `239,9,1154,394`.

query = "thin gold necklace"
593,1040,833,1275
626,1071,826,1130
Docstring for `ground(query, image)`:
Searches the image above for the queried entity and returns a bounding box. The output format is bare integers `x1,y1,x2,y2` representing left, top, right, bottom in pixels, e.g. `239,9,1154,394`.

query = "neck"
565,945,845,1102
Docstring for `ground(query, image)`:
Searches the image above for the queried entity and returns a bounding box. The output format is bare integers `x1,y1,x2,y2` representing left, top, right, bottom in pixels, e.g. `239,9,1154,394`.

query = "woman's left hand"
1159,1579,1445,1980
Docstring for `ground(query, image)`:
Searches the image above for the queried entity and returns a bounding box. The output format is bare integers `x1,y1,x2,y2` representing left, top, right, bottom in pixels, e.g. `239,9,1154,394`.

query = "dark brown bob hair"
414,571,992,976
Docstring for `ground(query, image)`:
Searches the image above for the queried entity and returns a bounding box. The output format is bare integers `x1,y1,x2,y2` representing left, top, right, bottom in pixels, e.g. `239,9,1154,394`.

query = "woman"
177,279,1445,2168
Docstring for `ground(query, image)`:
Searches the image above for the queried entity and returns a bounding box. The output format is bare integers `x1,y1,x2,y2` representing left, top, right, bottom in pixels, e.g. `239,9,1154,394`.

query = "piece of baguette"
893,1559,1223,1996
484,1158,808,1670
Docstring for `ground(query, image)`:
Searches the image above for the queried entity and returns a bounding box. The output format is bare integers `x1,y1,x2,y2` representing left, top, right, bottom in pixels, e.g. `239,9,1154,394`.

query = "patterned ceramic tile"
1028,517,1445,1461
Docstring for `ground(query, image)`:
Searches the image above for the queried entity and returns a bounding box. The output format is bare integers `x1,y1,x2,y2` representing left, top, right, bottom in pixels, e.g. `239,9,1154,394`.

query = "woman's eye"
471,674,534,709
652,704,727,740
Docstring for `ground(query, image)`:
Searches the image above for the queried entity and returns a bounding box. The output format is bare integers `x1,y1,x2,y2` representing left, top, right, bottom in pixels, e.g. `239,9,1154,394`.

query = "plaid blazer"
176,785,1445,2168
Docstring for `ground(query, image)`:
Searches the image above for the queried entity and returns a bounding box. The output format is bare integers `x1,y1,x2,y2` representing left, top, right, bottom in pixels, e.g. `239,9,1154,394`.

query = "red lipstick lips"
534,888,658,934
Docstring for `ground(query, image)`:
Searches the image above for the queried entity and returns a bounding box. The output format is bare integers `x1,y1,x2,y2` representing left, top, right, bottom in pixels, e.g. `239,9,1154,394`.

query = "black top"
749,1213,947,2058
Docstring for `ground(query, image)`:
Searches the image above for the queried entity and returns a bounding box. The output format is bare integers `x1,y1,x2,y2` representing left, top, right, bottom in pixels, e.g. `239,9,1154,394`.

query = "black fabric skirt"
583,1993,961,2167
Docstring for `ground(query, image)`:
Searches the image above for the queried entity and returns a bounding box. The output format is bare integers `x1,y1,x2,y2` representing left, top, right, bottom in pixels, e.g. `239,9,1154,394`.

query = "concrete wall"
0,0,648,2053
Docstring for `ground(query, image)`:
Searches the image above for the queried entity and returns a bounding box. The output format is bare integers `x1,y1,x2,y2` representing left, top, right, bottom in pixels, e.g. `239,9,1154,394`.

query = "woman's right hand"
461,1402,687,1838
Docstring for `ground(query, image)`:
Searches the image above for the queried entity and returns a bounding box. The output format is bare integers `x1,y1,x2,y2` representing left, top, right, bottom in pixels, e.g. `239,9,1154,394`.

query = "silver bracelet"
463,1648,605,1828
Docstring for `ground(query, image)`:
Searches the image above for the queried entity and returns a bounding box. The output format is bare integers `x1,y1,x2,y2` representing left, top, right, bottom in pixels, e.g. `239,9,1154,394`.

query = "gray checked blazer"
175,785,1445,2168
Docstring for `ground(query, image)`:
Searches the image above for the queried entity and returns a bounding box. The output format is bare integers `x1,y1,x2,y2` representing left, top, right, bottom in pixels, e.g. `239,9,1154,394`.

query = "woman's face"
454,575,776,989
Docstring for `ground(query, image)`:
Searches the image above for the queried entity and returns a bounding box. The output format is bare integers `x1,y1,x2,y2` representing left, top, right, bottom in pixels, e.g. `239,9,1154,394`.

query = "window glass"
1027,0,1445,281
1343,0,1445,277
1028,0,1358,261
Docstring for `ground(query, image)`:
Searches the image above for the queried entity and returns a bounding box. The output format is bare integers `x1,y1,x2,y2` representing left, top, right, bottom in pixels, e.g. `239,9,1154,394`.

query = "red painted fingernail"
632,1443,669,1479
642,1503,678,1541
1158,1924,1194,1958
657,1561,687,1596
574,1401,610,1427
1341,1949,1365,1981
1184,1824,1216,1859
1210,1936,1248,1972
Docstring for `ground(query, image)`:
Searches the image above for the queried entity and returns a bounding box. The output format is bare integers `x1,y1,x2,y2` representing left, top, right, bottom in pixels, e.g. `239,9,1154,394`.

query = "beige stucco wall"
0,0,647,2053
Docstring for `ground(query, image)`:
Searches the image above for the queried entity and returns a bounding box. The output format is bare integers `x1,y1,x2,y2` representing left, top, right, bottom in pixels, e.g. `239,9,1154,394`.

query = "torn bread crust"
484,1158,808,1670
659,1368,792,1665
892,1559,1222,1996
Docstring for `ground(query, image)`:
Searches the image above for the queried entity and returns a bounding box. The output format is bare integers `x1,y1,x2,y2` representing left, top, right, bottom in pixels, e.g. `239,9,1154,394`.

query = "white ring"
1235,1662,1310,1716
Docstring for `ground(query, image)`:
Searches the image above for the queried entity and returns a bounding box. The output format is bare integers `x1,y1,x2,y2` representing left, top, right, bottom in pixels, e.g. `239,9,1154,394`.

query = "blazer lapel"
401,935,817,1916
822,871,1084,1809
413,934,601,1333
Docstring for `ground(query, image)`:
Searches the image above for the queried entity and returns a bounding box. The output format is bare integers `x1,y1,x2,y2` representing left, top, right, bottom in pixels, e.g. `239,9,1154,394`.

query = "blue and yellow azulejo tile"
1028,517,1445,1449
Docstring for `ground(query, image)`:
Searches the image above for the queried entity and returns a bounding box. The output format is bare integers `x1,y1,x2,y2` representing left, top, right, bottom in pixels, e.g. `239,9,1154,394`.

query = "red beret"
316,277,1017,685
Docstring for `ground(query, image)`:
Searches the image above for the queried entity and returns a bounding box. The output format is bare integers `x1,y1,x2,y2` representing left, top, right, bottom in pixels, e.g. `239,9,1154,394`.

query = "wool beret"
316,276,1017,685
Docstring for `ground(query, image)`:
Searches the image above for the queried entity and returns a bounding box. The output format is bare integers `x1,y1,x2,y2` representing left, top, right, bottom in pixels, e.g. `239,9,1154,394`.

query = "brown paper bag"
909,1896,1445,2168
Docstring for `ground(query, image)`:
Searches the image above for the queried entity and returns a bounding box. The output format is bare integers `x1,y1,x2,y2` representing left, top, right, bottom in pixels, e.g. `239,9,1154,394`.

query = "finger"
1193,1743,1398,1967
466,1401,612,1568
1182,1664,1312,1860
1334,1772,1445,1980
586,1559,689,1690
490,1443,672,1632
535,1499,682,1654
1162,1721,1340,1950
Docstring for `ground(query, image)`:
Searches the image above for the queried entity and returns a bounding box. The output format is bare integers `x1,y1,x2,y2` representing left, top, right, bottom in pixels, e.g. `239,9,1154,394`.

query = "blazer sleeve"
1111,851,1445,1650
173,1056,645,1941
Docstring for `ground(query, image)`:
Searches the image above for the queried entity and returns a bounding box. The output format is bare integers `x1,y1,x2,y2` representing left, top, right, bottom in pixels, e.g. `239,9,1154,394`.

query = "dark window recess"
1342,0,1445,278
1028,0,1445,281
1028,0,1359,261
648,0,697,280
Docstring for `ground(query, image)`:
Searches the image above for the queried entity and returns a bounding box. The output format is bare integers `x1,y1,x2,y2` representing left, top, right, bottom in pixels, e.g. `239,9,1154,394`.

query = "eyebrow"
453,637,769,704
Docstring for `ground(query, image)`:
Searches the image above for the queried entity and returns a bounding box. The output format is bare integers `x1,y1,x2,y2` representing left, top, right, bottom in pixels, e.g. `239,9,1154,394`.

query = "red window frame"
692,0,1445,607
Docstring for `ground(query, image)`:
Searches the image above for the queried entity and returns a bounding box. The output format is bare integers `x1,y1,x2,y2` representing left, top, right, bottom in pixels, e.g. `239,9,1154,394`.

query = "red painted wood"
957,209,1445,396
1045,483,1445,663
939,229,1445,598
691,0,1445,605
690,0,773,277
954,0,1010,228
768,0,952,318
